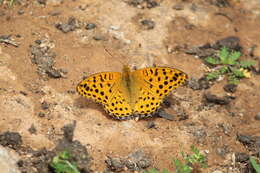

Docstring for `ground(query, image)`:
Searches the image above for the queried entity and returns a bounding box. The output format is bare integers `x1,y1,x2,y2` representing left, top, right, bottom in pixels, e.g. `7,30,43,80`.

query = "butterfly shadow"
74,97,108,115
75,97,124,121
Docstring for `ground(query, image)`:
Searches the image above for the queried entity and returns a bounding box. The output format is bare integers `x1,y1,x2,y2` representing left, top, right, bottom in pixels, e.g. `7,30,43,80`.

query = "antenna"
103,46,129,67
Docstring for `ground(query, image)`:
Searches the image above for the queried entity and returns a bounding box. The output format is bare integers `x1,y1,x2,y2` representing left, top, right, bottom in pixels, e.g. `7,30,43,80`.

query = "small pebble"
37,0,46,5
147,1,158,8
173,4,184,10
235,152,249,163
141,19,155,30
38,112,45,118
85,23,96,30
146,121,156,129
93,35,106,41
41,101,50,110
17,9,24,15
204,92,231,105
255,113,260,121
28,124,37,134
223,84,237,93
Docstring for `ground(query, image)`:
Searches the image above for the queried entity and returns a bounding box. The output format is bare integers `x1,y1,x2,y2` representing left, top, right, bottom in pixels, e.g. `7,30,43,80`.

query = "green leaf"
206,71,220,80
228,75,240,84
162,168,170,173
239,60,256,68
250,157,260,173
174,159,192,173
143,168,159,173
219,66,228,74
231,68,245,78
219,47,229,64
229,51,241,64
8,0,14,7
50,151,80,173
205,57,220,65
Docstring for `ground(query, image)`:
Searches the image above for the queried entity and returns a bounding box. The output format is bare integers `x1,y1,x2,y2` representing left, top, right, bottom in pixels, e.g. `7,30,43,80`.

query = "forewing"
77,71,132,119
131,67,187,115
77,72,122,105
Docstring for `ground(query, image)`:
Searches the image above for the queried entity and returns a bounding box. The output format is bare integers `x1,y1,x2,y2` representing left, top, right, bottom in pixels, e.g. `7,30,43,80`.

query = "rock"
223,84,237,93
17,9,24,15
211,0,230,8
106,150,151,171
204,93,231,105
0,146,21,173
192,128,207,138
28,124,37,135
188,77,211,90
41,101,50,110
105,157,125,172
61,121,76,142
184,45,215,58
46,67,63,78
55,17,79,33
125,150,151,171
255,113,260,121
140,19,155,30
146,0,158,8
30,38,64,78
37,0,46,5
0,132,22,150
216,145,229,157
54,123,91,172
38,112,45,118
18,123,91,173
237,134,260,152
157,110,174,121
93,35,107,41
48,10,61,16
128,0,159,9
235,152,249,163
85,23,96,30
172,4,184,10
146,121,156,129
212,36,242,51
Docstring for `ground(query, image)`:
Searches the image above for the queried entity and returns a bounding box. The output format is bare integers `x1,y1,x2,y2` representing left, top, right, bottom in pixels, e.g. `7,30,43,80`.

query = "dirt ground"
0,0,260,172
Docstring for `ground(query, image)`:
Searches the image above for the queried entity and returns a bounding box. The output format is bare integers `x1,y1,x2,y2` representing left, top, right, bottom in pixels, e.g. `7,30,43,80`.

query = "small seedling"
50,151,80,173
250,157,260,173
205,47,255,84
143,168,169,173
174,145,207,173
144,145,207,173
0,0,16,7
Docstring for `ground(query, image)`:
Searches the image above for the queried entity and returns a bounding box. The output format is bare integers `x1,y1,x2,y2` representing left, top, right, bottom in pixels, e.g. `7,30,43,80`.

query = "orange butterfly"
77,66,187,120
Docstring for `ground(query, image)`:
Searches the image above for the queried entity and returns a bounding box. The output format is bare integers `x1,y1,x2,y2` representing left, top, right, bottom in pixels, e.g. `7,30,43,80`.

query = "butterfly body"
77,65,187,120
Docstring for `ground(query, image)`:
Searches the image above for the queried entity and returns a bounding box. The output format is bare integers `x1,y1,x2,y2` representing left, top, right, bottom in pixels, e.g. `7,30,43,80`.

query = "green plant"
250,157,260,173
174,145,207,173
0,0,16,7
144,168,169,173
144,146,207,173
205,47,256,84
50,151,80,173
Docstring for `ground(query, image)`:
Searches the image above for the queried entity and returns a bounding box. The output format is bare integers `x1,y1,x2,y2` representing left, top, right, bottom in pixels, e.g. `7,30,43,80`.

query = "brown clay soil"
0,0,260,172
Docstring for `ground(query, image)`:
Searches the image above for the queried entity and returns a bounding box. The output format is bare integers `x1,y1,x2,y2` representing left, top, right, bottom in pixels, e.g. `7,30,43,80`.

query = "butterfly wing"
131,67,187,116
77,72,132,119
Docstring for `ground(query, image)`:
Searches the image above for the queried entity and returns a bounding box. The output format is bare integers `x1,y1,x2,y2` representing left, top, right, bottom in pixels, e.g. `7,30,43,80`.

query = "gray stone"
0,146,20,173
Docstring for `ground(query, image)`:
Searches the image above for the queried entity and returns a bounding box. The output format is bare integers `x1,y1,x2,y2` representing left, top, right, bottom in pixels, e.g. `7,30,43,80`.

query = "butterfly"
76,65,187,120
